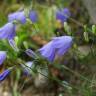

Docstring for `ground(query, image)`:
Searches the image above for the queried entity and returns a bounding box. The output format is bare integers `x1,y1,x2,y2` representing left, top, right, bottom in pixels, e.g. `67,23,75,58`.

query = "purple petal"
56,8,70,23
38,41,55,62
29,10,38,23
0,22,16,39
8,11,26,24
25,49,37,59
21,61,33,75
52,36,72,55
0,69,10,81
62,8,71,18
8,39,19,52
0,51,6,65
38,36,72,62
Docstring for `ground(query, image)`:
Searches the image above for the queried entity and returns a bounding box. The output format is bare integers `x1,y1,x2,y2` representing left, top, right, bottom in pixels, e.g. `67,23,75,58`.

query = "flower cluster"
0,7,73,81
0,9,38,81
56,8,71,24
8,10,38,24
0,10,38,41
0,50,34,81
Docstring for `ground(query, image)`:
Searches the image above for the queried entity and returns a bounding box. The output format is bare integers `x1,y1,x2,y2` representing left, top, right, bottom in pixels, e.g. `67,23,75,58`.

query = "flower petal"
8,39,19,52
38,41,55,62
29,10,38,23
38,36,73,62
52,36,72,55
25,49,37,59
8,10,38,24
0,69,10,81
0,22,16,39
56,8,70,23
21,61,34,75
0,51,6,65
8,11,26,24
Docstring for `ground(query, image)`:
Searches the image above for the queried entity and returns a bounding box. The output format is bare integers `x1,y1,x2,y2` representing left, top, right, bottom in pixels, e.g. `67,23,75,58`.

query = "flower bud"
84,32,89,42
92,25,96,34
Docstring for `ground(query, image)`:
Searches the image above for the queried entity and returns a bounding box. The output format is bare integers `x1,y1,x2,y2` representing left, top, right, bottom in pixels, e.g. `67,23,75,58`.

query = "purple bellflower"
8,10,38,24
0,69,11,81
56,8,71,23
21,61,34,75
39,41,55,62
52,36,72,56
29,10,38,23
8,11,26,24
0,51,6,65
0,22,18,51
0,22,16,40
8,39,19,52
25,49,38,59
39,36,73,62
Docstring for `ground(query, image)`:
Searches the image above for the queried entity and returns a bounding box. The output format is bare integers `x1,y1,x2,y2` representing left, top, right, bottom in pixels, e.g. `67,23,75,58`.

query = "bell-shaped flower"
52,36,72,56
8,39,19,52
8,11,26,24
0,22,16,40
39,36,73,62
21,61,34,75
56,8,71,23
29,10,38,23
25,49,38,59
0,51,6,65
0,22,19,51
39,41,55,62
0,69,11,81
8,10,38,24
0,67,14,81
